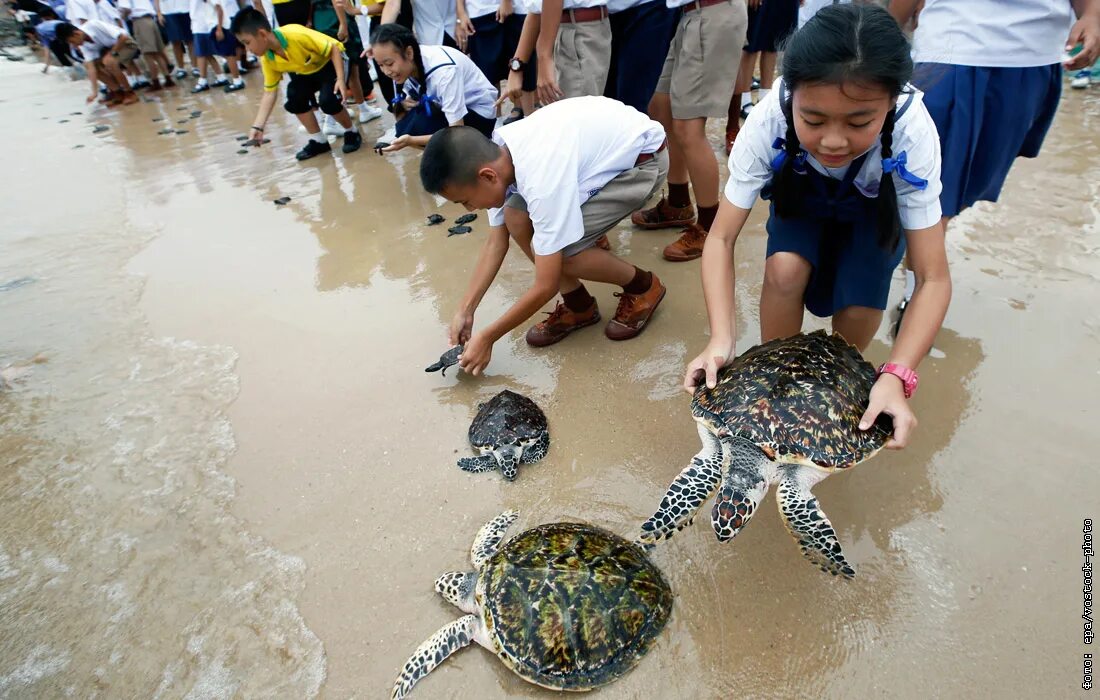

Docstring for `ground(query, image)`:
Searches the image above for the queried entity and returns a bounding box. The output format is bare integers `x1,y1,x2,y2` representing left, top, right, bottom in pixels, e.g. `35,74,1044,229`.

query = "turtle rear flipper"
391,614,488,699
457,454,496,473
636,427,723,546
776,466,854,578
470,510,518,567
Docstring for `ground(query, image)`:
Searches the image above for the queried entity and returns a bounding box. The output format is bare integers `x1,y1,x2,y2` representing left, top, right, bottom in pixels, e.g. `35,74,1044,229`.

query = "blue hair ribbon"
881,151,928,190
770,137,808,174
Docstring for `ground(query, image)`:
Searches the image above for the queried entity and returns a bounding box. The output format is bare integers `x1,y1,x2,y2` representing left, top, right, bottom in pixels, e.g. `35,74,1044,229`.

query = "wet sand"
2,58,1098,698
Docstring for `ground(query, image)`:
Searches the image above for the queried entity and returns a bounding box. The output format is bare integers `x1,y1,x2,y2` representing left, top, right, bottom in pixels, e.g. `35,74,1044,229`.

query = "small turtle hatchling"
458,390,549,480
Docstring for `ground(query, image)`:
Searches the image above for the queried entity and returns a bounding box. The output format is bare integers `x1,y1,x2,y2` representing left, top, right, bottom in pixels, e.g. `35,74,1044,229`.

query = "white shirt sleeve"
488,206,505,227
722,89,782,210
525,147,584,256
431,67,467,126
890,100,943,231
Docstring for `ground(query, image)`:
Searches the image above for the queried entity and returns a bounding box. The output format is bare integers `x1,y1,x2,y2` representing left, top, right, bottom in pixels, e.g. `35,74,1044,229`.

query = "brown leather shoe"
119,91,140,105
605,274,666,341
630,196,695,230
525,300,601,347
595,234,611,251
663,224,708,262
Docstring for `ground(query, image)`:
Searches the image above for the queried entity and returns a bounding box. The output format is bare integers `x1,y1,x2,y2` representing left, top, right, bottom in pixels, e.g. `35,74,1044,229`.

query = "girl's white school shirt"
488,95,667,256
189,0,218,33
911,0,1075,68
212,0,239,28
724,79,944,231
403,45,499,123
463,0,500,20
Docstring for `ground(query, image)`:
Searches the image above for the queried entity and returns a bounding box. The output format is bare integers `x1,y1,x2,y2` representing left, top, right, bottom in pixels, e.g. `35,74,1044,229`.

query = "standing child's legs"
759,252,811,342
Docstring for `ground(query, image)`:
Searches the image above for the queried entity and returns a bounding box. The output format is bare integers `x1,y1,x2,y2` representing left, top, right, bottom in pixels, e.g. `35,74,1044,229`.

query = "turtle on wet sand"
427,213,446,226
454,212,477,225
447,225,471,237
636,330,893,578
391,511,673,699
458,390,549,480
425,345,463,375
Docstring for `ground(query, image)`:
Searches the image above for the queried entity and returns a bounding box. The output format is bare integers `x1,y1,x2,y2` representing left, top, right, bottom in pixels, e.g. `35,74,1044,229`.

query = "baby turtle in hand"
448,225,471,236
458,390,549,480
425,345,462,376
426,213,446,226
454,213,477,225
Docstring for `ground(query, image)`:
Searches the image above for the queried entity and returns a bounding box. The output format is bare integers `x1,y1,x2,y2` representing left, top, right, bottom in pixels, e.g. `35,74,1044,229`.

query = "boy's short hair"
55,22,79,43
420,127,502,194
230,7,270,36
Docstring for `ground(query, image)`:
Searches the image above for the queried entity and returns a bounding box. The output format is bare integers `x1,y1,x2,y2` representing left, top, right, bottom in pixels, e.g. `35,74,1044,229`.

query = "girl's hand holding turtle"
859,375,917,449
335,80,351,103
459,333,493,376
683,338,735,393
381,134,412,153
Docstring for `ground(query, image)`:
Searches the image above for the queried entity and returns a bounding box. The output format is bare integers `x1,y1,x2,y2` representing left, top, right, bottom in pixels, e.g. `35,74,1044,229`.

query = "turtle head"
711,439,770,542
434,570,478,614
492,441,524,481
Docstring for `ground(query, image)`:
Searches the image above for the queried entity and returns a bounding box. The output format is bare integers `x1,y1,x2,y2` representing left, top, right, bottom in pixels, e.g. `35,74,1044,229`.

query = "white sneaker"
1071,69,1091,89
358,103,383,123
322,114,345,137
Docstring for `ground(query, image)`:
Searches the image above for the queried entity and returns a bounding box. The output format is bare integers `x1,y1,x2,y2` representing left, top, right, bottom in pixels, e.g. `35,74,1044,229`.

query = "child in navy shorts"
190,0,245,91
685,4,952,451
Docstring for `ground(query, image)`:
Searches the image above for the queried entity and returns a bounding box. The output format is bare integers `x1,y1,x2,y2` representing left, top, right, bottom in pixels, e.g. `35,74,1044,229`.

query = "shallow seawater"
2,58,1099,700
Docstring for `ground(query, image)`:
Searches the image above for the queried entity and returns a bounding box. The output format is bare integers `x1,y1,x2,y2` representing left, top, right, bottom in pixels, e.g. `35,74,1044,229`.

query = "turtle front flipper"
776,465,854,578
493,444,524,480
636,427,723,547
711,438,774,542
520,431,550,464
470,509,518,568
391,614,489,699
457,454,496,473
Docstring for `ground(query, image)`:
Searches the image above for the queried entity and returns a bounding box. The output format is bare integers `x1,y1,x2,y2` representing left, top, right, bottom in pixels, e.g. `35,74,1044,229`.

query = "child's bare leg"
648,92,689,187
831,306,883,351
671,117,718,207
171,41,185,69
759,252,811,342
348,64,364,104
102,57,129,90
223,55,240,78
196,55,208,80
759,51,777,89
331,107,354,129
156,52,172,75
144,55,161,82
738,50,758,89
297,110,322,133
561,248,635,287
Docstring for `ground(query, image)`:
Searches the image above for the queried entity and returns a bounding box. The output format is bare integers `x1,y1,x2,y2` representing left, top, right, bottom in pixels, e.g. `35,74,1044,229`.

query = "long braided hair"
370,23,427,118
772,4,913,251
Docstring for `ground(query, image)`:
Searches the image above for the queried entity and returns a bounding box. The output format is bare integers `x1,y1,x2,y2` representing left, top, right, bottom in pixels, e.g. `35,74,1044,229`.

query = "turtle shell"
468,390,547,448
478,522,672,690
693,330,892,470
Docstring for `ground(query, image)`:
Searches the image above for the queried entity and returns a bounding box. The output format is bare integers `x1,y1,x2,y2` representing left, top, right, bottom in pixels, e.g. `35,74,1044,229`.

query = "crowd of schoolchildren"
7,0,1100,447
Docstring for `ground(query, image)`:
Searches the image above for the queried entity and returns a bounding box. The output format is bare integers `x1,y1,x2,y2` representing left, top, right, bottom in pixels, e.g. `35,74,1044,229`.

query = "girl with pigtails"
683,3,951,450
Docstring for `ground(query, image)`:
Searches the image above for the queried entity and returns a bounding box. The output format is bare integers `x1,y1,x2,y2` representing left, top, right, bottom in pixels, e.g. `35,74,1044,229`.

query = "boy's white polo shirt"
723,79,944,231
489,96,666,256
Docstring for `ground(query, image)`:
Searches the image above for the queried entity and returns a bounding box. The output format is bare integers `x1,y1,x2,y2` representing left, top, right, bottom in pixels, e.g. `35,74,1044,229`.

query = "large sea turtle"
391,511,672,698
457,390,549,480
636,331,893,577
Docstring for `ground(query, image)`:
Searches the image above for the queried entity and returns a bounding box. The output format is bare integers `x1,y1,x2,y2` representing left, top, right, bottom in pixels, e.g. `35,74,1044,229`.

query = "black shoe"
295,139,332,161
342,130,362,154
223,81,245,92
190,82,210,93
502,107,524,125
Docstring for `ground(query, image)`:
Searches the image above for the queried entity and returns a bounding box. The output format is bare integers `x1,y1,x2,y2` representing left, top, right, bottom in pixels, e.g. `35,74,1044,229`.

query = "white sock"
195,78,208,87
903,269,916,300
758,88,771,101
233,77,244,86
309,132,326,144
741,93,753,108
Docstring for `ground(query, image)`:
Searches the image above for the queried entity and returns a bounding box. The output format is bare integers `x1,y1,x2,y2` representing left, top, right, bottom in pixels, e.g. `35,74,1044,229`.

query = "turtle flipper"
636,427,723,546
457,454,496,473
470,510,518,568
776,465,853,578
391,614,487,699
521,431,550,464
711,439,774,542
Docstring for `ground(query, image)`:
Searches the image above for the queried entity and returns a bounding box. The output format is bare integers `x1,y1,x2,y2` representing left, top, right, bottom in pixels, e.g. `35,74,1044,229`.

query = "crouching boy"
421,96,670,375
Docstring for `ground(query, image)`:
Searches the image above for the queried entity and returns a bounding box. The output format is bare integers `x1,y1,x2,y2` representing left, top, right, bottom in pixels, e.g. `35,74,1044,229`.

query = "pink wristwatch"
877,362,918,398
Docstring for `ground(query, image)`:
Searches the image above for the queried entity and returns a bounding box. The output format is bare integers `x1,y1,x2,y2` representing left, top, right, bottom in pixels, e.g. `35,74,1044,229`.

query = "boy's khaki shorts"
555,16,612,98
655,0,747,119
506,149,669,257
131,15,165,54
102,38,140,64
